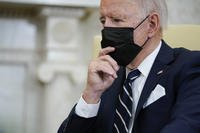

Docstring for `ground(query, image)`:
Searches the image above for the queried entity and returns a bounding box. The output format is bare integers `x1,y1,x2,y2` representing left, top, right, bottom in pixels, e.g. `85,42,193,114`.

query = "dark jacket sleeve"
58,106,97,133
161,52,200,133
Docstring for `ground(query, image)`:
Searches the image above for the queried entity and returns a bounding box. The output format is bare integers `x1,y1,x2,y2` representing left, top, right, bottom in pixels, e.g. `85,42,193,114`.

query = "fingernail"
114,73,118,78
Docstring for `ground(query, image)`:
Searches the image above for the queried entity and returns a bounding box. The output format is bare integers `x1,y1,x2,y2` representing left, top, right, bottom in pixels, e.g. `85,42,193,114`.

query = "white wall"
167,0,200,24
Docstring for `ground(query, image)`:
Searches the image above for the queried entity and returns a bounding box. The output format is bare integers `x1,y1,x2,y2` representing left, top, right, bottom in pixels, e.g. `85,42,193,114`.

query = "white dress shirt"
75,41,162,132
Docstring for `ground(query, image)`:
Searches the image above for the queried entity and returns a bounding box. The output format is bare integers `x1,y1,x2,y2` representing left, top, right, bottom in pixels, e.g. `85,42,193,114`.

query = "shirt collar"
126,41,162,77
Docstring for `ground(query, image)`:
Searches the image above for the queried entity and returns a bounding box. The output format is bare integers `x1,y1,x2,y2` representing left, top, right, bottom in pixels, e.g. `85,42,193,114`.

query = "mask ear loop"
134,15,150,30
141,37,150,48
134,15,150,48
131,15,150,47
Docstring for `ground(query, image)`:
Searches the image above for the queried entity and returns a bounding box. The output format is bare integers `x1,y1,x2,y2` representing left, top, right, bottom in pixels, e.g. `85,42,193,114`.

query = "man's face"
100,0,149,47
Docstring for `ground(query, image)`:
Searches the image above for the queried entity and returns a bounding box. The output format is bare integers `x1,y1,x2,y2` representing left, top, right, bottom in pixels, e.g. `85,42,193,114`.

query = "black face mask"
101,15,149,66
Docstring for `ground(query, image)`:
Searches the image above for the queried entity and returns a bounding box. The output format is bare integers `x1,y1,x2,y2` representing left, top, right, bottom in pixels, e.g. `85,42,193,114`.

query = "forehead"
100,0,139,17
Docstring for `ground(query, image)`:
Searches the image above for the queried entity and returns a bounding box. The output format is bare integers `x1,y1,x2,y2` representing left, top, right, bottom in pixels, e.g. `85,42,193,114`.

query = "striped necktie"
113,69,141,133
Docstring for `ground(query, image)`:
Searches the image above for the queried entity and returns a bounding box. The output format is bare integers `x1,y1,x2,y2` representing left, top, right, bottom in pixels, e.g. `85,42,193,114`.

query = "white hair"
134,0,168,30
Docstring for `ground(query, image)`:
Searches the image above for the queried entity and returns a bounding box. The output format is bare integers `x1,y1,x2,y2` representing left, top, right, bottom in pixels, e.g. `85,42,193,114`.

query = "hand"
83,47,119,104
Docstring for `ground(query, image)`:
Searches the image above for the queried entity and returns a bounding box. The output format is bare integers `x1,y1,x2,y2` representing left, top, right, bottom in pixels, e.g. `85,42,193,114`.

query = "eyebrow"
99,14,126,20
99,16,104,20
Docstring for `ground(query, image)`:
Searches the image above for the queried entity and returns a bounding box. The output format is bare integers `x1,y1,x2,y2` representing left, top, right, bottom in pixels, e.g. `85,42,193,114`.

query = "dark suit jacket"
58,41,200,133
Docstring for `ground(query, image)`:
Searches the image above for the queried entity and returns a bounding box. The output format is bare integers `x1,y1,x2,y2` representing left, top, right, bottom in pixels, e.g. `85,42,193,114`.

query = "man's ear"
148,13,160,38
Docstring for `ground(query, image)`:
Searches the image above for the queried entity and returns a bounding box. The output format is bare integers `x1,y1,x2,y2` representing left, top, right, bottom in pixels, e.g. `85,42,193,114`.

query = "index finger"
98,47,115,57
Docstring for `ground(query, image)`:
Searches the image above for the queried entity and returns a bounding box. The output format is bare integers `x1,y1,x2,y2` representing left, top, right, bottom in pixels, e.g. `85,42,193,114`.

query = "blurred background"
0,0,199,133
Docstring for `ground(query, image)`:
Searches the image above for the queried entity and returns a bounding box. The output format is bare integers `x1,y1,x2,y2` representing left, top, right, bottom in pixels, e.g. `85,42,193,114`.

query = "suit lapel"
134,40,175,121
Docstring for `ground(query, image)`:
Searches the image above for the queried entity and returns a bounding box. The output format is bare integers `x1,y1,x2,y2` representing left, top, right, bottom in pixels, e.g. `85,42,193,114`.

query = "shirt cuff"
75,96,100,118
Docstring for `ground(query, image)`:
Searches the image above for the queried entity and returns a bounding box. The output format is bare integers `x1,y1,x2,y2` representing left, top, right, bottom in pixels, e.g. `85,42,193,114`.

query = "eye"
99,17,106,25
113,18,122,23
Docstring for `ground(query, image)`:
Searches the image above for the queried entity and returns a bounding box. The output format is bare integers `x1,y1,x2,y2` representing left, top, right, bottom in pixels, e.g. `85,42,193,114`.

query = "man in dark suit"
58,0,200,132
